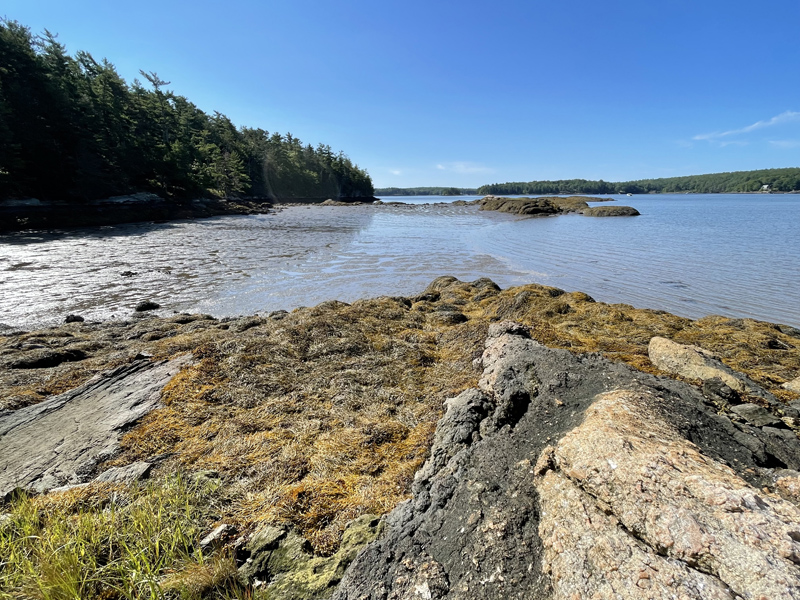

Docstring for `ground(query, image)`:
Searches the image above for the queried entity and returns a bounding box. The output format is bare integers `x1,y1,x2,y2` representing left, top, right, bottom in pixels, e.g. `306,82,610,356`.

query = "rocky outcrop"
479,196,565,216
581,205,640,216
0,356,190,497
333,323,800,599
478,195,639,218
539,389,800,600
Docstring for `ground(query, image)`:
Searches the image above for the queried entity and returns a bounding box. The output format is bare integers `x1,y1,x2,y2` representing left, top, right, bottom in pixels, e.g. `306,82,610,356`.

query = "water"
1,194,798,329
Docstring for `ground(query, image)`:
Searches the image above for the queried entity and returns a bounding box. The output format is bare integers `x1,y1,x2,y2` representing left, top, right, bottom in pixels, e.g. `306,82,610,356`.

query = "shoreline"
0,194,380,233
3,190,797,233
3,276,798,412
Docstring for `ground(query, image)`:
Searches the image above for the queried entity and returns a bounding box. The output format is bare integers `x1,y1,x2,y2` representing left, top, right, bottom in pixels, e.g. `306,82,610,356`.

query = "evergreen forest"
478,168,800,196
375,187,479,196
0,20,374,203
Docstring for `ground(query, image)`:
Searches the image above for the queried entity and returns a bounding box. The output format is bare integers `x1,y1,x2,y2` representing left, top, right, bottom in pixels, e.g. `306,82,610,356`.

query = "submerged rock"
333,324,800,599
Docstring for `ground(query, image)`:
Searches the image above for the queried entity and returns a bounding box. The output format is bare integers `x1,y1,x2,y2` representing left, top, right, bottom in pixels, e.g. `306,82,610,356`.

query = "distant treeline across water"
477,168,800,195
378,168,800,197
0,20,373,204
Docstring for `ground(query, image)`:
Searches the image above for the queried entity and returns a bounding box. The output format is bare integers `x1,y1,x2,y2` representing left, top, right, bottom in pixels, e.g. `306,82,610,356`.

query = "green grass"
0,475,246,600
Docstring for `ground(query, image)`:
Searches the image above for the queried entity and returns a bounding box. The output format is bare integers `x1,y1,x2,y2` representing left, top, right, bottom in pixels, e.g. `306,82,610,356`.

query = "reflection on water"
1,195,798,329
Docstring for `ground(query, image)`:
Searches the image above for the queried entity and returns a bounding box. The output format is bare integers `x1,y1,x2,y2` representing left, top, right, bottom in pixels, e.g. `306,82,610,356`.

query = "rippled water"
1,194,798,329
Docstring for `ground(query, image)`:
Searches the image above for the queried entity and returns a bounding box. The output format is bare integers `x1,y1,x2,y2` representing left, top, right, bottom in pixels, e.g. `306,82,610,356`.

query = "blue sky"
4,0,799,188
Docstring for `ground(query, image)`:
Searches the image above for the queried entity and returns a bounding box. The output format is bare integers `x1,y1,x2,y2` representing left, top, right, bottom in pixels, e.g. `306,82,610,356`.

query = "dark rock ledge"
332,322,800,600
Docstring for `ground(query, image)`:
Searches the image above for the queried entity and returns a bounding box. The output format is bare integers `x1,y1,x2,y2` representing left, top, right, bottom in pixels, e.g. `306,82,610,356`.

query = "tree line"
375,187,479,196
0,20,373,203
478,168,800,195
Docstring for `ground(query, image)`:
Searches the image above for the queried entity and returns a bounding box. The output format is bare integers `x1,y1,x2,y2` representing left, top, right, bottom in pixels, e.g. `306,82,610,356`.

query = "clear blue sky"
4,0,799,188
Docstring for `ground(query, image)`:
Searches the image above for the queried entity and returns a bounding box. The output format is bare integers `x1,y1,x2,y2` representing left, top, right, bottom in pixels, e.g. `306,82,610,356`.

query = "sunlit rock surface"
0,356,190,496
333,323,800,599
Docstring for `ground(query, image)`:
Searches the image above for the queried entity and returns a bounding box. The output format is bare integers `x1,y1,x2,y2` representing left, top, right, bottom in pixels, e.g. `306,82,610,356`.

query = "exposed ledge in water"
479,194,640,217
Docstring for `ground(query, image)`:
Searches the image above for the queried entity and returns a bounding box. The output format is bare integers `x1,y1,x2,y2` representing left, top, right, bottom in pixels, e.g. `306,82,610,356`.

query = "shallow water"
1,194,798,329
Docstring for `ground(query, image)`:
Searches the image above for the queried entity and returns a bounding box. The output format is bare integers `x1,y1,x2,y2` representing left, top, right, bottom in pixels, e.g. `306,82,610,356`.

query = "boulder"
7,348,87,369
784,376,800,394
430,310,468,325
730,403,783,427
93,461,152,484
200,524,236,549
135,300,160,312
539,389,800,600
332,325,800,600
648,336,769,398
238,515,383,598
581,205,640,216
64,314,85,323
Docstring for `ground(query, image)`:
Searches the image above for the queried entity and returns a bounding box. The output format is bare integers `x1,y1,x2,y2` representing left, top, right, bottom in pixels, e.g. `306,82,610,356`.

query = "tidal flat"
1,194,799,332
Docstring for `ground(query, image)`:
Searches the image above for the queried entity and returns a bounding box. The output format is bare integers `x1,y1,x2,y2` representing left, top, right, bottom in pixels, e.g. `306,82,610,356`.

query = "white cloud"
434,161,495,174
694,110,800,142
770,139,800,149
389,169,402,175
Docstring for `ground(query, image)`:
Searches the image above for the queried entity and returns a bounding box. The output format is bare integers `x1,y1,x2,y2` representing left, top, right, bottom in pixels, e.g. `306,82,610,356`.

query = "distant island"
0,20,374,208
375,187,479,196
478,167,800,195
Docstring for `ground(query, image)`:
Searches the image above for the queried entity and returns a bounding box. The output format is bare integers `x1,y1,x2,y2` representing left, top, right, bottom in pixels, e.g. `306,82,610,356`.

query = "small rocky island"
479,194,640,216
1,277,798,598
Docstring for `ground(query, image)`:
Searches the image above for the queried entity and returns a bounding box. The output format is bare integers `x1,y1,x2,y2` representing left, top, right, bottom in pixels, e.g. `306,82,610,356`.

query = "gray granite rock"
0,356,189,497
94,461,152,484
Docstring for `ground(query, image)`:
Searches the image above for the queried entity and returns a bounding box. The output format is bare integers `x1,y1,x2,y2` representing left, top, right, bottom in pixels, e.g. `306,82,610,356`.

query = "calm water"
1,194,798,329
